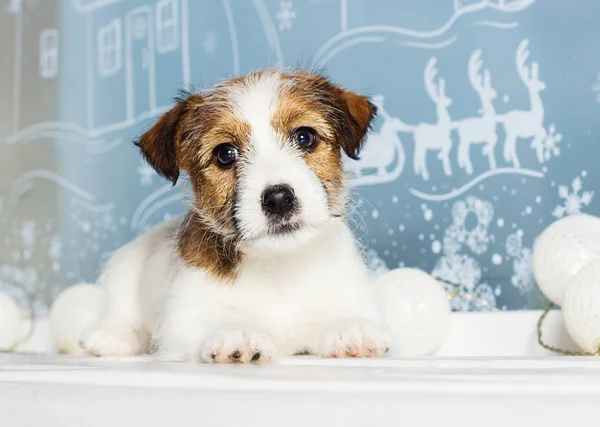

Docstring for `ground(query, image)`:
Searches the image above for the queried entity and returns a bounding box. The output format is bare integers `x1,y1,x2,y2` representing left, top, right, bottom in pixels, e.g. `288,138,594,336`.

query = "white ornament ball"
533,214,600,305
0,292,30,351
563,261,600,354
373,268,451,357
50,284,105,355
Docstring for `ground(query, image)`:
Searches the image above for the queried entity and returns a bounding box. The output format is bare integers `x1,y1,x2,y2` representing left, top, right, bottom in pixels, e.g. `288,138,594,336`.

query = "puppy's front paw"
80,321,148,357
320,320,390,358
198,327,278,364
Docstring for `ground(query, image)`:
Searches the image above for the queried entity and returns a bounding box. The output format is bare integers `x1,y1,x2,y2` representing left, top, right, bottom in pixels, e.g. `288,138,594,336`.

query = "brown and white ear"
135,97,191,184
335,87,377,160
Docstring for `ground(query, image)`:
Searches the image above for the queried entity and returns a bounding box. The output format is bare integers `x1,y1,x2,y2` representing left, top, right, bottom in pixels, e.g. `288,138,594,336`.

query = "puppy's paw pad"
321,320,390,358
198,328,277,364
80,323,147,357
359,322,391,357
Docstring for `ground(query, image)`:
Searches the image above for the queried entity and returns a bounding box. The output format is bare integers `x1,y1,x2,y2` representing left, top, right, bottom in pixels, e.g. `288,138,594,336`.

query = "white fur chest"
171,221,375,342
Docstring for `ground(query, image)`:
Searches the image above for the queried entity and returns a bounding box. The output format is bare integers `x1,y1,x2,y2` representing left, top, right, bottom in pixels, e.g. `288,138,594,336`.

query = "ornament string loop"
537,302,600,357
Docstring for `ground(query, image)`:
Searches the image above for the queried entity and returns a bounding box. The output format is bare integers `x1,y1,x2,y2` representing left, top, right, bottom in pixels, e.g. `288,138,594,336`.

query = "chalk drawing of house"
7,0,191,144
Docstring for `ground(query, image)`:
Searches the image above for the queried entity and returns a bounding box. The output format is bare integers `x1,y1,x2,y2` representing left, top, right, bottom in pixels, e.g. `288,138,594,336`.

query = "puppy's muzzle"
261,184,295,218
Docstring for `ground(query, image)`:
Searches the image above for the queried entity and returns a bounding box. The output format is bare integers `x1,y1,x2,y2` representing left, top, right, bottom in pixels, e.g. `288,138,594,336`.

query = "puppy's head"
137,70,376,260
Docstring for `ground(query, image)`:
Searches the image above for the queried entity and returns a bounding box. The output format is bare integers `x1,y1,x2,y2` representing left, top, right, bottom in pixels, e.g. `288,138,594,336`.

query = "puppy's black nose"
261,184,295,217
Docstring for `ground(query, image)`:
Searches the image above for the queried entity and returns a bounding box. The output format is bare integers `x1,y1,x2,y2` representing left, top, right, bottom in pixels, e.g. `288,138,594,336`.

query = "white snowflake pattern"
504,230,535,294
138,161,155,186
433,253,496,311
552,176,594,218
202,32,218,55
432,195,497,311
504,229,547,307
473,283,497,309
443,196,494,255
434,253,481,291
592,72,600,103
505,229,524,258
542,124,562,161
276,0,296,31
511,249,533,292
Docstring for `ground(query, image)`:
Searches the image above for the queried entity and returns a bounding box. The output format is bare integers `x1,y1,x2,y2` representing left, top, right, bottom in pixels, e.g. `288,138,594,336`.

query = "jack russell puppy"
80,69,391,363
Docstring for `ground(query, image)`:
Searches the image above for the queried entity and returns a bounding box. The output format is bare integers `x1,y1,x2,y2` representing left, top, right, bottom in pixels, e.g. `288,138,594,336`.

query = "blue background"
1,0,599,313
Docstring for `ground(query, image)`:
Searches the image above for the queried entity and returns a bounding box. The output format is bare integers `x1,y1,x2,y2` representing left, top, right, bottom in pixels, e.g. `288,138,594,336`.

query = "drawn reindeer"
454,49,498,175
411,58,454,181
346,95,406,177
498,39,547,168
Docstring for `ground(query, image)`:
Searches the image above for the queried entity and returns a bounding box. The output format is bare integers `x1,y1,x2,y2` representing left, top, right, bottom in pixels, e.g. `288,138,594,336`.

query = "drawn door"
126,7,156,121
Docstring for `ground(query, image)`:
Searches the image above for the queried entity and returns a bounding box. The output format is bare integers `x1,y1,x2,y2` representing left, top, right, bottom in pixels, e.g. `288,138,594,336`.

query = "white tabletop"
1,310,597,427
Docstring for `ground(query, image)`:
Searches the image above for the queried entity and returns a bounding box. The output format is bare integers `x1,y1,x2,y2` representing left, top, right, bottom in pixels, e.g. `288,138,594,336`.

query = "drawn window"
98,19,122,77
39,29,59,79
156,0,179,53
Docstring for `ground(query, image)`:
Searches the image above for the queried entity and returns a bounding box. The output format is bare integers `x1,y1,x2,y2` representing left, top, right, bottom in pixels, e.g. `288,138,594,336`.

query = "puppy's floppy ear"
334,87,377,160
135,97,191,184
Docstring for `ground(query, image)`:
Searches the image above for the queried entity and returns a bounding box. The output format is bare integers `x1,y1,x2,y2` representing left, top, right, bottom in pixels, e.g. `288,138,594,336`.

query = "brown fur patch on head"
273,70,377,213
136,88,252,281
281,70,377,160
135,94,199,184
334,86,378,159
177,95,251,236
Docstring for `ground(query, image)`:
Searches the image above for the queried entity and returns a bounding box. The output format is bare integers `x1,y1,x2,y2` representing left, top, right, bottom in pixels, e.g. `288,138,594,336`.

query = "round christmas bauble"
373,268,451,357
563,260,600,354
533,214,600,305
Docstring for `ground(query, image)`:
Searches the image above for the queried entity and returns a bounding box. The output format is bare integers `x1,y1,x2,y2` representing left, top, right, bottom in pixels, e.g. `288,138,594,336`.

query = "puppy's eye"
214,143,238,169
293,127,318,150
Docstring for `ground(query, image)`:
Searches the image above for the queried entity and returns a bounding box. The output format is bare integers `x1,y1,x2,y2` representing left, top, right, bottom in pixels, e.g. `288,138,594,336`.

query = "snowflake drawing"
433,253,496,311
276,0,296,31
432,195,497,311
511,249,533,293
505,229,534,293
542,124,562,161
592,72,600,103
552,176,594,218
443,196,494,255
202,32,218,55
138,161,155,186
434,253,481,291
504,229,548,308
473,283,497,310
505,229,524,258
